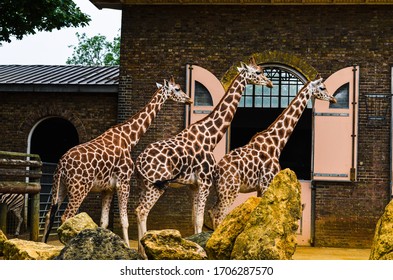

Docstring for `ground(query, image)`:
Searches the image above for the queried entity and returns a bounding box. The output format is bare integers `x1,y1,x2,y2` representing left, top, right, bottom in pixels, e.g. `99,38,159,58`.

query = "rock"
2,239,63,260
141,229,207,260
231,169,302,260
55,227,141,260
205,196,261,260
0,230,8,256
57,212,98,245
369,199,393,260
185,231,213,250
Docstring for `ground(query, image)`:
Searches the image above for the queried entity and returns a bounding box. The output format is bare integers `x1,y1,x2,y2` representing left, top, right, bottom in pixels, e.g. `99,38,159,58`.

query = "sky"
0,0,122,65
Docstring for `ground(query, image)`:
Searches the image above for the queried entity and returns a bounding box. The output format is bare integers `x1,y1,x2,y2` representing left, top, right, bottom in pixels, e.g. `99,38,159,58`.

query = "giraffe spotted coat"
209,76,337,229
42,77,192,246
135,57,273,257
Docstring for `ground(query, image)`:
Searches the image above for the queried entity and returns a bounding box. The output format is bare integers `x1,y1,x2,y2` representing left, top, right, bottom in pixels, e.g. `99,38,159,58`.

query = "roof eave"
90,0,393,9
0,84,119,93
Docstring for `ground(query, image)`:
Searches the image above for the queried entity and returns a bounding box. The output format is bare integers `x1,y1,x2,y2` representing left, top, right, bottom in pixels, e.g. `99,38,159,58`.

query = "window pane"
271,86,279,97
271,97,279,108
263,97,270,107
281,97,289,107
329,83,349,109
255,86,263,96
255,96,263,107
194,81,213,106
245,96,253,107
290,85,299,96
245,84,253,95
281,85,288,96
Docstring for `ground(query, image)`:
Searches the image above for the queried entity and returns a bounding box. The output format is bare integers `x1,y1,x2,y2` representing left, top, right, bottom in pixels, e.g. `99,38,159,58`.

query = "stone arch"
18,104,88,144
221,51,319,91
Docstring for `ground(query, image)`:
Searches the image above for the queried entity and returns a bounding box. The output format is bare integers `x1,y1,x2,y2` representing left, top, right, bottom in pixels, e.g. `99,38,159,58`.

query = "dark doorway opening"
230,107,312,180
30,117,79,163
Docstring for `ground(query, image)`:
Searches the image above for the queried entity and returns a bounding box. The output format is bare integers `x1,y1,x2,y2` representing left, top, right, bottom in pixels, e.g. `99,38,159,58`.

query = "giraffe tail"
42,165,63,243
42,203,57,243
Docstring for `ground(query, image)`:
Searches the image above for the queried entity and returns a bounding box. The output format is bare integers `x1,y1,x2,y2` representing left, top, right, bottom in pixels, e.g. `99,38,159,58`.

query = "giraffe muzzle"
329,96,337,103
266,81,274,88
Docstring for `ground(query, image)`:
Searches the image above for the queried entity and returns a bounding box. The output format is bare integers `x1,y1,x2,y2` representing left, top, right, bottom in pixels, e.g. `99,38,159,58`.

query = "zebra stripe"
0,193,24,236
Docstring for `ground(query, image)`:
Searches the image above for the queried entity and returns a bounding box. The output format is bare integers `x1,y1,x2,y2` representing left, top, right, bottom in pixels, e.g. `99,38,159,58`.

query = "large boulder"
369,199,393,260
57,212,98,245
55,227,141,260
2,239,63,260
205,196,261,260
141,229,207,260
231,168,302,260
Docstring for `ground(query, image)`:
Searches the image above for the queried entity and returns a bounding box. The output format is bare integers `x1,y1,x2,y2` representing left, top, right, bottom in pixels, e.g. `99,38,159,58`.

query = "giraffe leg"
135,183,165,258
61,192,86,223
192,182,212,234
116,183,130,247
100,191,114,229
210,180,241,229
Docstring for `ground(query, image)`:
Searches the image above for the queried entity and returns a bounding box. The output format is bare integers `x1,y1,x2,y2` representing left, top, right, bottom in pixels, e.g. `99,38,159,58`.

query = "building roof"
91,0,393,9
0,65,119,93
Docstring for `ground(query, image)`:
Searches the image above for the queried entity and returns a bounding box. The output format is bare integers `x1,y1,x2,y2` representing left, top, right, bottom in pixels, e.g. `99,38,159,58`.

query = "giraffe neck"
113,88,167,149
189,72,246,148
251,82,312,155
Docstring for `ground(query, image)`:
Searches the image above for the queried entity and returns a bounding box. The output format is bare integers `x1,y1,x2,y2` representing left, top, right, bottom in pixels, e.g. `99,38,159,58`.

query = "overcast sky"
0,0,122,65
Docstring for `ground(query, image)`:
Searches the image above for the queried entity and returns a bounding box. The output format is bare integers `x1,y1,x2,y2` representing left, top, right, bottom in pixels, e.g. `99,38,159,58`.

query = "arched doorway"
230,64,310,180
30,117,79,163
29,117,79,237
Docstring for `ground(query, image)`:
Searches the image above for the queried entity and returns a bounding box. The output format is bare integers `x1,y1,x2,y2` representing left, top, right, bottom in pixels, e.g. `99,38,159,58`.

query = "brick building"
2,1,393,248
0,65,119,233
89,0,393,248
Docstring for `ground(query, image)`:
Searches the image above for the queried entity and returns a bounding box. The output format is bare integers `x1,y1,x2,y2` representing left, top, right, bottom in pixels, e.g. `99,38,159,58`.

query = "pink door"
185,64,227,161
313,66,359,182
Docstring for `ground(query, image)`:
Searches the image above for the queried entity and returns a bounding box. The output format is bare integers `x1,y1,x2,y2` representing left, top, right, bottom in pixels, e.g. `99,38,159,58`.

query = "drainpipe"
390,66,393,201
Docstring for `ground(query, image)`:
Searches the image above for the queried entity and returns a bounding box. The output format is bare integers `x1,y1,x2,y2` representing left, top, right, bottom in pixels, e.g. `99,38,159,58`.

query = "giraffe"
42,77,192,246
209,75,337,229
135,57,273,255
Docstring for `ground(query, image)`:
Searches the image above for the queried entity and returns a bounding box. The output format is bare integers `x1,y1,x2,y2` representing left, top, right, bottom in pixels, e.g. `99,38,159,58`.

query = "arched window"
239,65,307,108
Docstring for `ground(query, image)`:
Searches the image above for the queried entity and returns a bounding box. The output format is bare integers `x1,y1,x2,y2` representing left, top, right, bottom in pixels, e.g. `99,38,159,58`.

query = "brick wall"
120,5,393,246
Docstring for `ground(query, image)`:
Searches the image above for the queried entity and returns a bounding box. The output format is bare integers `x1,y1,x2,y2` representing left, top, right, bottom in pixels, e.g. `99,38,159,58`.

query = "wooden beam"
0,182,41,194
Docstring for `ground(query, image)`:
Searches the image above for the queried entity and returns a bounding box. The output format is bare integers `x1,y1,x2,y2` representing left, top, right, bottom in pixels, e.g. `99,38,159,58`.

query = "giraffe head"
237,57,274,88
156,76,193,104
309,74,337,103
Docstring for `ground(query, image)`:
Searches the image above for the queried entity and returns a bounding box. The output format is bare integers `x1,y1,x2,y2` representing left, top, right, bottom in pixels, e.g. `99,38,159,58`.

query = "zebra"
0,193,24,236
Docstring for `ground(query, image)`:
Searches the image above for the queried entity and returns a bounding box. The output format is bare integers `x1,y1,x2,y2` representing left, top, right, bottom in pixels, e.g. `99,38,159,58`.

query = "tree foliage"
0,0,91,44
66,32,120,66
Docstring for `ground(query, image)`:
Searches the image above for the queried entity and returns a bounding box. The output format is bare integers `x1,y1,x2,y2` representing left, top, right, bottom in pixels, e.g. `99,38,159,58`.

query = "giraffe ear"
311,77,323,87
156,82,163,88
249,56,257,66
170,76,175,84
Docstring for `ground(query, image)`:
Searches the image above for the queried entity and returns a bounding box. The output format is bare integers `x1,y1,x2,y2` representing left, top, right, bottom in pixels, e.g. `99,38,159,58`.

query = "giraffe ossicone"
209,75,336,229
41,76,191,246
135,57,273,257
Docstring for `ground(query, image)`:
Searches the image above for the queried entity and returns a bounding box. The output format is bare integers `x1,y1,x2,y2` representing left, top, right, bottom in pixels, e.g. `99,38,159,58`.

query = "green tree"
0,0,90,44
66,32,120,66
